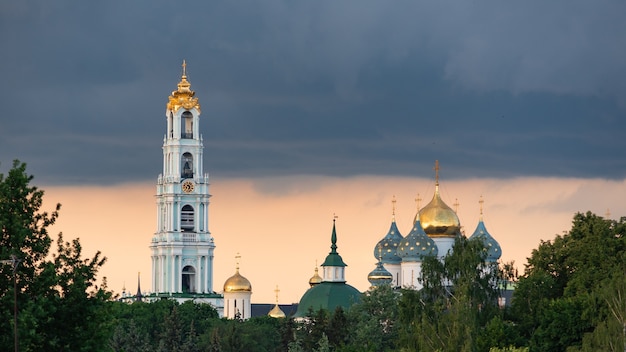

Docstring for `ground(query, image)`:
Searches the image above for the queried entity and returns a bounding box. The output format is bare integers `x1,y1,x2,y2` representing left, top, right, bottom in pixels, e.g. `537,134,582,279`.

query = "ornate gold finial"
434,160,440,186
454,198,460,213
235,253,241,271
167,61,200,112
392,195,397,217
274,285,280,304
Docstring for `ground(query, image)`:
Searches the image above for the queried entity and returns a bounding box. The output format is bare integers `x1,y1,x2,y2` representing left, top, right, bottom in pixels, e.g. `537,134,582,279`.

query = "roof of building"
224,268,252,292
469,219,501,261
294,281,361,317
419,161,461,238
397,219,438,261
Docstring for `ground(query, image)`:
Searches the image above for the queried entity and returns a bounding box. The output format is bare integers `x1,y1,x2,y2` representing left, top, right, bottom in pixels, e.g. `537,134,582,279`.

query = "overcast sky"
1,1,625,184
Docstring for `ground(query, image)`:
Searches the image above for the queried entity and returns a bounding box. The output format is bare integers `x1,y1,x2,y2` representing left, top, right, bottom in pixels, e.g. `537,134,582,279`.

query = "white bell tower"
150,61,216,297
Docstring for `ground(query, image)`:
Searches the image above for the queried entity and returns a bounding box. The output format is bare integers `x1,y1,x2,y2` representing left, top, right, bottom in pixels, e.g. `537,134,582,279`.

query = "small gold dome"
268,304,286,318
309,266,323,287
223,269,252,292
419,185,460,238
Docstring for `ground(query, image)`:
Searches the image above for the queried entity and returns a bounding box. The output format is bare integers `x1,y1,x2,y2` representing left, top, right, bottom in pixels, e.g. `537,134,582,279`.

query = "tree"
397,236,505,352
347,284,399,351
511,212,626,351
0,160,112,351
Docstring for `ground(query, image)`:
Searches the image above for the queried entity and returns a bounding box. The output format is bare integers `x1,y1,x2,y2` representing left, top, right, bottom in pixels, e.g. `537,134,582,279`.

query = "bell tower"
150,61,216,297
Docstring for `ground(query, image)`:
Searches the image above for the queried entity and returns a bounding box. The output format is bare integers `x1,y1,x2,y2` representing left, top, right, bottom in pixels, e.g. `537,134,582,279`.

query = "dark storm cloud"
1,0,625,184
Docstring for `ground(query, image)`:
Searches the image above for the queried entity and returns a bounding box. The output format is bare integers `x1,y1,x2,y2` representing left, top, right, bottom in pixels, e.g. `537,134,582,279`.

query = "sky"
1,1,626,304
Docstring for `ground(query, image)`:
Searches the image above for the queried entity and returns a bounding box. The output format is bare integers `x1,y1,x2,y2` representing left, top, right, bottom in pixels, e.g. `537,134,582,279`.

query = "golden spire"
434,160,440,186
454,198,460,213
392,195,397,220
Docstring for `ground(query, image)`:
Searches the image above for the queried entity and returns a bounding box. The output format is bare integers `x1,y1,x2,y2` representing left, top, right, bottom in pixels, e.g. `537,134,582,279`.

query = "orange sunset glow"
43,175,626,304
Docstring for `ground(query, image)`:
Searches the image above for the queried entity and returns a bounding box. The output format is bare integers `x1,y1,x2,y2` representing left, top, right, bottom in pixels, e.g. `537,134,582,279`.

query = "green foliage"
0,160,113,351
511,212,626,351
398,236,506,352
347,284,399,351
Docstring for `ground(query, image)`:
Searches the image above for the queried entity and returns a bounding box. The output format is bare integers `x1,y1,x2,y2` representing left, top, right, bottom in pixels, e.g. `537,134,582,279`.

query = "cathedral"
121,62,504,318
367,164,502,290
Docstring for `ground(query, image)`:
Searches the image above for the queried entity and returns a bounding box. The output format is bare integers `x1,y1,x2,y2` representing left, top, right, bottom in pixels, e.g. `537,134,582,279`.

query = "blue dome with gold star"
397,219,438,261
374,219,403,264
469,219,501,262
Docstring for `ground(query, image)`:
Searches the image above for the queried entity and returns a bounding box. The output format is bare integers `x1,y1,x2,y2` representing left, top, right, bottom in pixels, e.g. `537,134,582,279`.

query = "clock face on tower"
182,180,195,193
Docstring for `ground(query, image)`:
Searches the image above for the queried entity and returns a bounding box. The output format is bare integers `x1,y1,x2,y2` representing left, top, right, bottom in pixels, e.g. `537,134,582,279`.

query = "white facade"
224,291,252,320
150,65,217,297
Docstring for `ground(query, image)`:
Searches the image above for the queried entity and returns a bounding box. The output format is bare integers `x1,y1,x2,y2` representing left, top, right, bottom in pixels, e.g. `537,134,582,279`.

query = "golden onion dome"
309,266,323,287
419,184,461,238
268,304,286,318
223,269,252,292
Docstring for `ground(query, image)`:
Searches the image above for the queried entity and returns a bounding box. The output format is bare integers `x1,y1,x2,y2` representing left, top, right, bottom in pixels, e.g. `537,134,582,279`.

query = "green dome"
294,282,361,317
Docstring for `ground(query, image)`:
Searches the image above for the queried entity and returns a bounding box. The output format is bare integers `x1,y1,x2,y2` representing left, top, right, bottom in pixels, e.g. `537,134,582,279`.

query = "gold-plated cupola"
419,161,461,238
167,60,201,112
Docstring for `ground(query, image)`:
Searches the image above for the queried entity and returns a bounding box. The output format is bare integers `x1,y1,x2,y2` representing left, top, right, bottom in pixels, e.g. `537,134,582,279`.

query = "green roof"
294,282,361,317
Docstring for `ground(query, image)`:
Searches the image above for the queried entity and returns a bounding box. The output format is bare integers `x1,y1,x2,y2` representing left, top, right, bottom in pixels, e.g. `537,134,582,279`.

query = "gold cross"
274,285,280,304
479,196,484,216
434,160,440,185
392,195,397,216
235,252,241,270
182,60,187,77
454,198,460,213
415,193,422,211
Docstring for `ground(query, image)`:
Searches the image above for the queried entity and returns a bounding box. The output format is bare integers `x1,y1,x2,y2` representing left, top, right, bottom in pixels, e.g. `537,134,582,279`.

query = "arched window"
181,111,193,139
182,265,196,293
181,205,194,232
181,153,193,179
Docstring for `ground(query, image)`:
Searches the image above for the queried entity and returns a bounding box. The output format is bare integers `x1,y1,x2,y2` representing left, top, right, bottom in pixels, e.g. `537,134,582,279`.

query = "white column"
178,255,182,292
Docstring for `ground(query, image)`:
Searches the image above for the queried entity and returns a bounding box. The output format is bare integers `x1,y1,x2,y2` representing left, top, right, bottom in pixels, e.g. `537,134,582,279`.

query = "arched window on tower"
181,111,193,139
182,265,196,293
181,153,193,179
181,205,195,232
